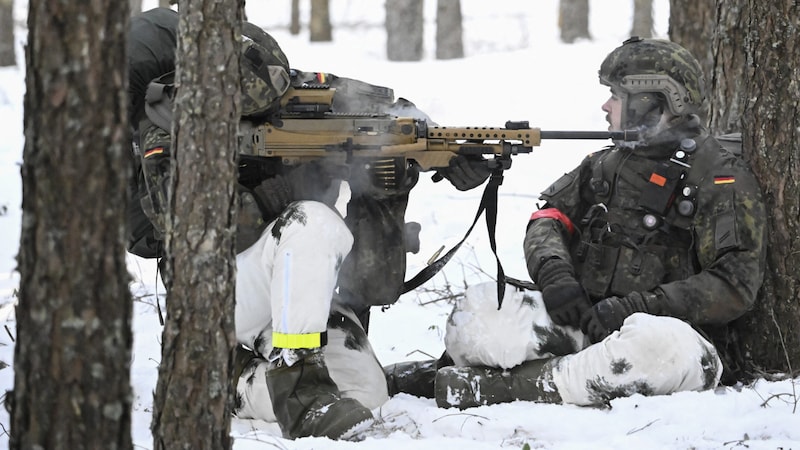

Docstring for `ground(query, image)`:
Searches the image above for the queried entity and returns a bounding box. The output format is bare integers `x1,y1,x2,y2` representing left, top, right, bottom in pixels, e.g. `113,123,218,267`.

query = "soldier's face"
602,93,623,131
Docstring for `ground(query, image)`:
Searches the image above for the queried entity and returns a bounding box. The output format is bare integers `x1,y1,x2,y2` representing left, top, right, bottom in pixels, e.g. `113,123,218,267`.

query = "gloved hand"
436,155,492,191
580,291,660,343
253,160,348,219
536,257,591,328
252,173,294,221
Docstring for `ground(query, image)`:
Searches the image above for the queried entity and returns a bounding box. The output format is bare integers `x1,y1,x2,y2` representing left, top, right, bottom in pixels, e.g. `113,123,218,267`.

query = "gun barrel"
540,130,639,141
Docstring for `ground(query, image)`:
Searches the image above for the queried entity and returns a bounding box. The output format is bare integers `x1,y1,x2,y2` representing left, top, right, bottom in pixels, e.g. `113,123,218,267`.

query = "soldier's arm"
656,156,767,325
138,121,173,237
524,161,589,281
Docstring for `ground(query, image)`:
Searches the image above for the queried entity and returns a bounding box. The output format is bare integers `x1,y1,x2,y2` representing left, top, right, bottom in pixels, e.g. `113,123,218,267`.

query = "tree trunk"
668,0,715,129
11,0,132,449
707,2,747,134
630,0,653,38
150,1,240,449
310,0,332,42
0,0,14,66
290,0,300,35
729,0,800,379
386,0,424,61
558,0,591,44
436,0,463,60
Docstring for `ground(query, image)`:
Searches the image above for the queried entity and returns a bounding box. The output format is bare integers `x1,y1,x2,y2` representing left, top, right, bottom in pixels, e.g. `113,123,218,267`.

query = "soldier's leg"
549,312,723,406
435,281,581,408
236,201,374,439
436,311,722,409
323,305,390,408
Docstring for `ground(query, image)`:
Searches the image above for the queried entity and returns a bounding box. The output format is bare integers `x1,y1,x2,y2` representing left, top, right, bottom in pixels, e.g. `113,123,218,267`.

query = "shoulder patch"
541,172,575,199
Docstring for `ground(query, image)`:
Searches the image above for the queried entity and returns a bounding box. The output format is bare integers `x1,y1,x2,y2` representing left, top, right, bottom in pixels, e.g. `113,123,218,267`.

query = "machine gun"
237,86,637,189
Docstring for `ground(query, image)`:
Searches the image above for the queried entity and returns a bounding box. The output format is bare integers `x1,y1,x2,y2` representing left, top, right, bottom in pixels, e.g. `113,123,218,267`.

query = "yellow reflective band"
272,331,327,349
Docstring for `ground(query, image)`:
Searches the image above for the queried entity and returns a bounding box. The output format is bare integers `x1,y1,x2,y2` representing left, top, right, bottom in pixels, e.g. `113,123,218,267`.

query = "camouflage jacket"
524,126,767,335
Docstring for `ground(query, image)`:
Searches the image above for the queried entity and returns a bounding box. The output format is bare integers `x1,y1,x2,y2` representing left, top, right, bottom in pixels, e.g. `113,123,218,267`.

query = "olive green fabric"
265,349,374,440
434,358,562,409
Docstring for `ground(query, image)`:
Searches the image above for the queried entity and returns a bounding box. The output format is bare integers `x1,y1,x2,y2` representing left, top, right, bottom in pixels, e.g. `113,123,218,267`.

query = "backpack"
125,7,291,258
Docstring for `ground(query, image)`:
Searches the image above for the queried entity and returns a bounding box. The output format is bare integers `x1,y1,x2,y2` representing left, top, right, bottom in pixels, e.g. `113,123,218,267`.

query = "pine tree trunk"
150,1,240,448
310,0,332,42
558,0,591,44
11,1,133,448
386,0,424,61
707,2,747,134
630,0,653,38
671,0,800,380
730,0,800,379
669,0,722,132
0,0,14,66
290,0,300,35
436,0,463,60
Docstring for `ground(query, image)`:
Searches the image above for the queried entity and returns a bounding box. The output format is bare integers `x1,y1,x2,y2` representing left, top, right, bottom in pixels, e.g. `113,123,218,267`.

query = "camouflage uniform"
524,119,767,379
434,37,767,409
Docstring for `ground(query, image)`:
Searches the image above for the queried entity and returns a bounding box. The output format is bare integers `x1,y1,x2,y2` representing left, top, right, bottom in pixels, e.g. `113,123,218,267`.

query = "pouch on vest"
609,246,666,296
577,243,619,298
639,161,682,215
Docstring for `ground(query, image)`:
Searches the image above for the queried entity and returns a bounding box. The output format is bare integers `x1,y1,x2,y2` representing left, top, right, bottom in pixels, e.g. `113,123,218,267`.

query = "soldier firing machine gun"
237,86,637,304
237,86,637,190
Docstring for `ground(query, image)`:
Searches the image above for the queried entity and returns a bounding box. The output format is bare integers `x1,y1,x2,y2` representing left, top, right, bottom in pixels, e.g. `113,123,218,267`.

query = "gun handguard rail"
246,116,635,172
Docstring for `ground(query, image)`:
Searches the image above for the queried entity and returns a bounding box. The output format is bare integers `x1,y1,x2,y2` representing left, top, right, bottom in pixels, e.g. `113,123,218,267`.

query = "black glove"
252,160,348,219
579,291,660,344
536,257,591,328
436,155,492,191
252,173,294,221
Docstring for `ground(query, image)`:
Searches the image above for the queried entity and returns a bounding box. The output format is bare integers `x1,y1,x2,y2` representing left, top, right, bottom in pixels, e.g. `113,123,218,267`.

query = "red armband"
529,208,575,235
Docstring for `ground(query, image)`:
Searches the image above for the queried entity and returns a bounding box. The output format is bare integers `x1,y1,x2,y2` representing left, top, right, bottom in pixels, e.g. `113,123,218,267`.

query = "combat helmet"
240,22,291,118
599,36,706,130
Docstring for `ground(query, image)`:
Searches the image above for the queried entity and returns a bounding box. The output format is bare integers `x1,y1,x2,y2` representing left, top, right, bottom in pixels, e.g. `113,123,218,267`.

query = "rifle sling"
401,170,508,309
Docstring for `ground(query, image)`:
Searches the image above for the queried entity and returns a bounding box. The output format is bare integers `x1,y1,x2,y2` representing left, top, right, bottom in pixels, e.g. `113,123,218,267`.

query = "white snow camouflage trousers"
233,200,389,422
445,281,723,406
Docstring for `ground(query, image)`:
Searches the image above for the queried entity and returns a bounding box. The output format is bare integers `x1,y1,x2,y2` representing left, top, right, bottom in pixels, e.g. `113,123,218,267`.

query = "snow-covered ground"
0,1,798,449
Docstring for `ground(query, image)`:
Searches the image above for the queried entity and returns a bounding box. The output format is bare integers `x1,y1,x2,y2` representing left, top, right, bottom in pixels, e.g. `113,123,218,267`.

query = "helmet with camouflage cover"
598,36,706,130
240,22,291,118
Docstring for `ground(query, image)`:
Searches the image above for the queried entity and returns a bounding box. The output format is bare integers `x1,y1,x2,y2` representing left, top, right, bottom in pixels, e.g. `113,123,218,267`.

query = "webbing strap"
272,331,328,349
401,170,508,308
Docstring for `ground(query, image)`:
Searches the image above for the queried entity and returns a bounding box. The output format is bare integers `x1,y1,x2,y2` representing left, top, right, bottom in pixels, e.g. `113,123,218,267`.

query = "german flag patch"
714,176,735,185
144,147,165,159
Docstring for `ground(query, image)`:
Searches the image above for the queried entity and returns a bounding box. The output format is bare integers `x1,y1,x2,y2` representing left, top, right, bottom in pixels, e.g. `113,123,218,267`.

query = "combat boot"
266,348,374,440
384,360,438,398
434,357,562,409
384,351,454,399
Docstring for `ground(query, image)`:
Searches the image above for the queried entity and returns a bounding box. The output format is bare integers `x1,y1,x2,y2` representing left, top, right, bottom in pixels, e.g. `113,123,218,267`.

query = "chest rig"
575,137,712,298
588,136,712,232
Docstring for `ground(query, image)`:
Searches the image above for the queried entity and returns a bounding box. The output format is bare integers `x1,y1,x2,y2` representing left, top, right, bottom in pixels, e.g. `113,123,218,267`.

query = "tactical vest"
568,135,734,299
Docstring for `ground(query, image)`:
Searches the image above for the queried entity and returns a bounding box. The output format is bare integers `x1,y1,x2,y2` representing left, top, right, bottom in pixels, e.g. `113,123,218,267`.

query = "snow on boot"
266,348,375,440
434,358,562,409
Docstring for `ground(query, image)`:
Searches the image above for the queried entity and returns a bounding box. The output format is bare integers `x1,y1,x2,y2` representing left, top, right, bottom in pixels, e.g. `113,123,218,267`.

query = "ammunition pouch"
575,227,668,299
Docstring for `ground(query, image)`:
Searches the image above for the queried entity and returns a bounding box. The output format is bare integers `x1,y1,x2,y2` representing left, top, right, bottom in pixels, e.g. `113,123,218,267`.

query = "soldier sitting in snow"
433,37,767,408
127,7,490,440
